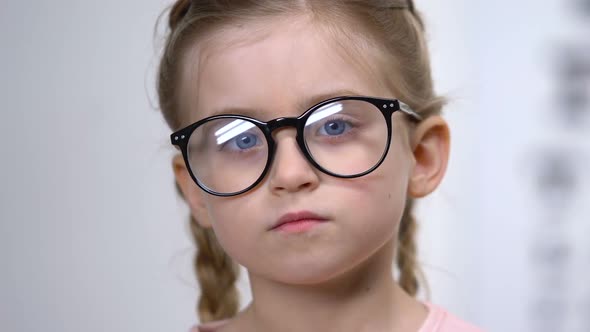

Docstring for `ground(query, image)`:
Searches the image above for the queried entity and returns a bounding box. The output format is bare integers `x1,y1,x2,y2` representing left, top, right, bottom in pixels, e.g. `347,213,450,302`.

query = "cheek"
204,198,258,262
383,132,413,193
207,197,247,243
358,138,412,201
352,139,412,225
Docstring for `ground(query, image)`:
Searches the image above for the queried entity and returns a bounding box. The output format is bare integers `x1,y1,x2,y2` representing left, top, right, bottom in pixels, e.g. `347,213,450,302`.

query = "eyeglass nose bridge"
265,116,314,168
266,117,308,153
267,117,301,132
266,116,307,149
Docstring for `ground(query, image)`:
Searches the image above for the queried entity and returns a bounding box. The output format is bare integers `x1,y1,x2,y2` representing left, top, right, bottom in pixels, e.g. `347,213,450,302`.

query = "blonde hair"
157,0,443,323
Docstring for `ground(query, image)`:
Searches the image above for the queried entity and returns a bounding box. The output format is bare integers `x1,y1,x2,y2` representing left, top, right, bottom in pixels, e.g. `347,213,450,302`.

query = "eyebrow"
204,89,363,120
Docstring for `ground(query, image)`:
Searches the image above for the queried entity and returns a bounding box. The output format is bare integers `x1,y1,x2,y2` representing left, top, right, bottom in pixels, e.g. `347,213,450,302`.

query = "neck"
239,239,428,332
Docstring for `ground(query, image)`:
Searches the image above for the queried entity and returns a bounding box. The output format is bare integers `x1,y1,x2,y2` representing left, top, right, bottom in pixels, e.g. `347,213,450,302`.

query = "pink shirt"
190,302,483,332
418,302,483,332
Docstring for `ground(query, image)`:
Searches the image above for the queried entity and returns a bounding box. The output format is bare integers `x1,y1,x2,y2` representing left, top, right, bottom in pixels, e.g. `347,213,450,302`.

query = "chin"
260,259,359,286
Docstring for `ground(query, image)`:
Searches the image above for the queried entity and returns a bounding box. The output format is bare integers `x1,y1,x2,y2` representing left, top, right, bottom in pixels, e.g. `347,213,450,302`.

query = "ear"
407,116,451,198
172,154,213,228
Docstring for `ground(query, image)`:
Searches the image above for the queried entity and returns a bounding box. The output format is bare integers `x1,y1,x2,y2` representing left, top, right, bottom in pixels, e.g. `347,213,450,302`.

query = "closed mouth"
270,211,328,230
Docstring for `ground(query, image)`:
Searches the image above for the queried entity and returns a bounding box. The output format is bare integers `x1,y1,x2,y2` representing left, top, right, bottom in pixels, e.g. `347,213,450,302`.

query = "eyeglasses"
171,96,422,196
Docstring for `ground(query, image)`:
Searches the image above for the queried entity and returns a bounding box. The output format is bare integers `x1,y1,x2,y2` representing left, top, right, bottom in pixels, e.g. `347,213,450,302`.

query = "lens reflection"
186,99,389,194
215,120,256,145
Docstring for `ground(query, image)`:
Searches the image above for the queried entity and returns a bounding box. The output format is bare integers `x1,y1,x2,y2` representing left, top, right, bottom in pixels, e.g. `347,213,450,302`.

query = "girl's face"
177,16,416,284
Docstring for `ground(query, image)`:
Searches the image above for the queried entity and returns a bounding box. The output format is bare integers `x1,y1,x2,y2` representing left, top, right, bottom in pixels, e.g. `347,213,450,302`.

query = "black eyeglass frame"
171,96,423,197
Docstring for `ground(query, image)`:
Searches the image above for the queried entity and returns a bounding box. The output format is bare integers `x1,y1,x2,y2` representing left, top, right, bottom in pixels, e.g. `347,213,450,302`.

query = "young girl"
156,0,483,331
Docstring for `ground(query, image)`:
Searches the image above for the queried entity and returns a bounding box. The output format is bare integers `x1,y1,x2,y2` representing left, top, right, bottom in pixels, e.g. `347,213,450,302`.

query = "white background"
1,1,588,331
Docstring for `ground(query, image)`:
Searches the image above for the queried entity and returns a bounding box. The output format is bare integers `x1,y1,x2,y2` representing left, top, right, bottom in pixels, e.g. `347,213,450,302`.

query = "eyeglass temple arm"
399,101,423,121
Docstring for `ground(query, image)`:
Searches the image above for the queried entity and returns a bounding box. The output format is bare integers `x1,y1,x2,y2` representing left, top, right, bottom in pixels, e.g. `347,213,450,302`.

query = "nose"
267,129,320,195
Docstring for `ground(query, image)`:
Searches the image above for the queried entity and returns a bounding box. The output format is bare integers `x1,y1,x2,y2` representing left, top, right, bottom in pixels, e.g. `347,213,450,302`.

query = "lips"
270,211,328,230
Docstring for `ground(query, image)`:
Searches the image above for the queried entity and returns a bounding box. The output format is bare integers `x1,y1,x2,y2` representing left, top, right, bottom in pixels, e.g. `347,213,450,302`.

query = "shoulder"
188,318,231,332
418,302,485,332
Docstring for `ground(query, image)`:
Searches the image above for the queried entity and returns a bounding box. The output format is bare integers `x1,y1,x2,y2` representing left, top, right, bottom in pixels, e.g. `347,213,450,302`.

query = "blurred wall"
1,1,199,331
1,1,588,331
466,1,590,331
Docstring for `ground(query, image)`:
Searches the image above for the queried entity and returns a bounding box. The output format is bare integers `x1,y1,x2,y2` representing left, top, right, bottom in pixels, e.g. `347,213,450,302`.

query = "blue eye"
318,119,351,136
233,133,259,150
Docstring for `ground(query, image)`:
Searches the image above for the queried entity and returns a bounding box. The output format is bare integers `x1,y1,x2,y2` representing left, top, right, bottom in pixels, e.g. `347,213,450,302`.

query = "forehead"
179,15,393,123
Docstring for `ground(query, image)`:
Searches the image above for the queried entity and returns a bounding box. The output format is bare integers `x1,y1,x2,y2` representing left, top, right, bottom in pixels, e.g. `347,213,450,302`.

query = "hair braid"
396,198,426,297
190,216,240,322
175,183,240,323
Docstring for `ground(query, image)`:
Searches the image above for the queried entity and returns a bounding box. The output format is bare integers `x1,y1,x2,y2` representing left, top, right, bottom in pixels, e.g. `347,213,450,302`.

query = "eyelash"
219,131,264,153
313,116,359,138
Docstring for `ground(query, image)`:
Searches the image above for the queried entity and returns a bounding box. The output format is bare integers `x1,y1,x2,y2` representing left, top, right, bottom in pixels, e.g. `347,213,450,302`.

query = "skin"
173,14,450,332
